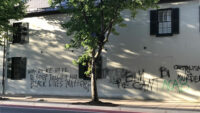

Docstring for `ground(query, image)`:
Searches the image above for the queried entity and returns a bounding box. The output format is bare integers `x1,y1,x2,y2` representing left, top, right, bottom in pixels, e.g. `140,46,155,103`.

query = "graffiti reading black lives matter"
103,68,158,92
28,67,90,92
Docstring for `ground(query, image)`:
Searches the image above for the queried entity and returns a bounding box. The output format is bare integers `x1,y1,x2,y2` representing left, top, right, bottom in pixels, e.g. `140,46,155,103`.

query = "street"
0,105,137,113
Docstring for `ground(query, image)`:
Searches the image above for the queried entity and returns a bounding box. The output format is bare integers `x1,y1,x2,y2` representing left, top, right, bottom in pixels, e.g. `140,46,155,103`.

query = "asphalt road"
0,106,103,113
0,105,136,113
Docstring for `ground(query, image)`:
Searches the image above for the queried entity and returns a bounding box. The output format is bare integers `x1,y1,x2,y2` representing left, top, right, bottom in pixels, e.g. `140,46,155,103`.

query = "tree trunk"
91,52,99,102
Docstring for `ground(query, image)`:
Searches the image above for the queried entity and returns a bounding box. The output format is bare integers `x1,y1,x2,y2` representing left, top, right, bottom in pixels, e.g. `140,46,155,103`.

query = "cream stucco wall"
0,46,4,94
4,0,200,101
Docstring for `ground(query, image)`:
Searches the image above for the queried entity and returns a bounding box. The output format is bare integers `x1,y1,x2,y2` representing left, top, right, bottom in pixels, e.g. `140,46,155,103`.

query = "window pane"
167,15,171,21
163,11,167,21
158,11,163,22
167,10,171,16
168,28,172,33
163,28,167,33
159,28,163,34
163,22,166,28
157,9,173,35
168,22,171,27
167,10,171,21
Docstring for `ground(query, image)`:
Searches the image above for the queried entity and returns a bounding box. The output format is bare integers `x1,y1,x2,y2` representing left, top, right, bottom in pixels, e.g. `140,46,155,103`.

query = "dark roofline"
24,0,194,17
24,10,66,17
158,0,195,4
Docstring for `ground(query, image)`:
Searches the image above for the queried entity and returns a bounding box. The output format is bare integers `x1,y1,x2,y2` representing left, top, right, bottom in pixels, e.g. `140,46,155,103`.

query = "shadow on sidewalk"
72,101,119,107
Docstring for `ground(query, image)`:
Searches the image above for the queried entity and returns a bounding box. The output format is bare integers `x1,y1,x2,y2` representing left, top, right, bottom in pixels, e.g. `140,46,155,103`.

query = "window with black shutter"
150,8,179,37
79,57,102,80
7,57,27,80
13,22,29,44
79,59,90,80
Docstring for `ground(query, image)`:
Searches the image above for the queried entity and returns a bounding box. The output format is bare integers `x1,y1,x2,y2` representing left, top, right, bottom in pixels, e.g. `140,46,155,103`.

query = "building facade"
1,0,200,101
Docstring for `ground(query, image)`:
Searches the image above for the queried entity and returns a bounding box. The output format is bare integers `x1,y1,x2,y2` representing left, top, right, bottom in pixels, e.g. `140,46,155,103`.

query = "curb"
0,101,141,113
0,100,200,113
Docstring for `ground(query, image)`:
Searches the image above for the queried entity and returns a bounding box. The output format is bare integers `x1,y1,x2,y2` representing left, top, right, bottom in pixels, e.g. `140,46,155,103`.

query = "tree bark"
91,50,99,102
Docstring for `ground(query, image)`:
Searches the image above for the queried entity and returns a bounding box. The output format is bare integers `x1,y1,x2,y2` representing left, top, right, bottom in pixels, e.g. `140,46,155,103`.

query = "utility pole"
2,32,8,97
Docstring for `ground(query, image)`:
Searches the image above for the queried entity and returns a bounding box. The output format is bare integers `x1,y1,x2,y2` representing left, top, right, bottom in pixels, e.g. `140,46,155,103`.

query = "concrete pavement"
0,95,200,113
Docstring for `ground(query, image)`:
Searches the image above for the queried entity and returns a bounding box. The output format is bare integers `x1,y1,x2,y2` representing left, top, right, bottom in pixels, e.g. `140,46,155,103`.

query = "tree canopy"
0,0,26,43
49,0,159,102
50,0,158,64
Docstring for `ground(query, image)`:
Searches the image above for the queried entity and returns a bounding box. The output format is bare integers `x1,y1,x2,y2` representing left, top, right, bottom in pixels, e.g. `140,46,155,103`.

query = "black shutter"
79,63,85,79
11,57,27,80
13,23,22,43
150,10,158,35
20,57,27,79
172,8,179,34
11,57,20,79
95,57,102,79
7,58,12,79
79,62,90,80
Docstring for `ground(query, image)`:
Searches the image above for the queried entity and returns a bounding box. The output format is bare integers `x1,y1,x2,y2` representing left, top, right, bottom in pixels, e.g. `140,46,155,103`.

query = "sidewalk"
0,95,200,113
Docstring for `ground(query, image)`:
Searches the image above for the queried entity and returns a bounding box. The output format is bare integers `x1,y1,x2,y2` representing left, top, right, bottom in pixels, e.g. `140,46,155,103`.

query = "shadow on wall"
99,67,200,101
98,4,200,101
6,14,84,95
9,29,77,66
7,3,200,101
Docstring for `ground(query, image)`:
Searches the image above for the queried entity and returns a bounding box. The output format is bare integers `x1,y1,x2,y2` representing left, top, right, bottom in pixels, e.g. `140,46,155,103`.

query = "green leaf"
111,28,120,36
119,23,127,27
65,44,71,49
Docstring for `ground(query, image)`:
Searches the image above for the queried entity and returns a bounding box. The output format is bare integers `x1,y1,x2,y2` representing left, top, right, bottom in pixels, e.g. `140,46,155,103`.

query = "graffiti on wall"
28,67,90,92
160,67,170,78
28,65,199,93
162,79,189,93
159,66,190,93
103,68,158,92
174,65,200,83
102,65,197,93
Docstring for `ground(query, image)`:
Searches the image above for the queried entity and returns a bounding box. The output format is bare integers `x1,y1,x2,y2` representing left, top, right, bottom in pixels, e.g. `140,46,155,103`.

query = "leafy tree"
0,0,26,95
0,0,26,43
49,0,159,102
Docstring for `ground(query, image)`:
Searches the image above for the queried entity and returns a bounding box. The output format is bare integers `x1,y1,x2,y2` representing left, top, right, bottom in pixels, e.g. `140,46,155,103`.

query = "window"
7,57,27,80
158,9,172,35
79,57,102,80
13,22,29,44
150,8,179,37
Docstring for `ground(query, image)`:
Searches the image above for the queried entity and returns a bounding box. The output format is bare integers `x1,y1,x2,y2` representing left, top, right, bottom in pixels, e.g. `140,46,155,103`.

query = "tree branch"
95,4,121,59
100,0,104,33
103,21,113,43
103,4,120,34
80,2,89,24
102,5,120,44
